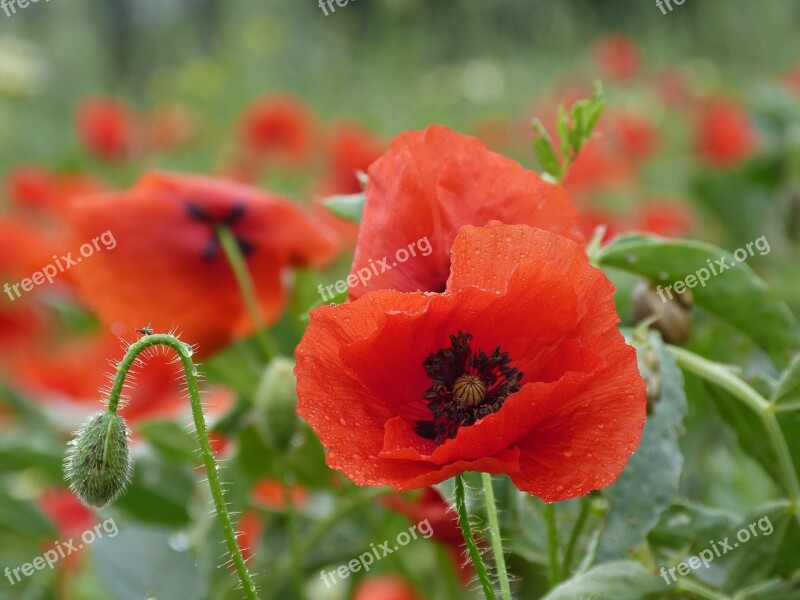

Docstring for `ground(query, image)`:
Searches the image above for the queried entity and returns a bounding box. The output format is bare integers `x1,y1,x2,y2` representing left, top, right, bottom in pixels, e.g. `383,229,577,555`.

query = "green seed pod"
254,358,299,451
64,410,132,508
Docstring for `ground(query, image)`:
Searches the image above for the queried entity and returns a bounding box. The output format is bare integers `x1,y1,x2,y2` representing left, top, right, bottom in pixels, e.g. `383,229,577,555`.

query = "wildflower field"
1,1,800,599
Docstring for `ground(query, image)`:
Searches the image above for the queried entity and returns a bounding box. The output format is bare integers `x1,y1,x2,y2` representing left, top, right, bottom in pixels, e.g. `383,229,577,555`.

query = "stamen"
415,331,523,444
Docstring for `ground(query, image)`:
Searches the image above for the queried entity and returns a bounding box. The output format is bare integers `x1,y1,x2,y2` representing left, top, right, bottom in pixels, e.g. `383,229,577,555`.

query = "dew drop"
339,417,347,426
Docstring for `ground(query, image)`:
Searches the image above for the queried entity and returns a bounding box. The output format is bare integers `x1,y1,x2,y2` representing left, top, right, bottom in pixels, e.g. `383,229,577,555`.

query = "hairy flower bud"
64,410,132,508
254,358,299,451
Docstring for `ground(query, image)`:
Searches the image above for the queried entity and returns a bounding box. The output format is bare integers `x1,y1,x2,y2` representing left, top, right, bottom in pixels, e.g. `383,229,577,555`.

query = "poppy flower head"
354,576,421,600
695,98,756,168
75,97,137,161
349,126,582,300
239,95,315,164
320,122,385,196
297,221,646,501
67,171,338,355
593,34,642,81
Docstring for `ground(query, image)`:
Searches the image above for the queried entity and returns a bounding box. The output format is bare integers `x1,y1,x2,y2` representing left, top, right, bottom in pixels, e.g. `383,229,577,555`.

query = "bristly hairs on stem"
64,330,260,600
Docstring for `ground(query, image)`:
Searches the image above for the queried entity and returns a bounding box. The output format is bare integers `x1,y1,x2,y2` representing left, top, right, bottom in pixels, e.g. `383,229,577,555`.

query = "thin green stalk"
544,503,561,586
667,345,800,515
481,473,512,600
107,334,258,600
560,497,590,580
282,475,305,600
454,475,496,600
675,577,731,600
216,225,279,361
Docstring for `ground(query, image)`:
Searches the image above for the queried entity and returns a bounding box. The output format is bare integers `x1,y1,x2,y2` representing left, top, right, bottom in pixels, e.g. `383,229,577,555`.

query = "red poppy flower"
593,34,642,81
320,122,385,196
75,97,137,161
348,126,582,300
39,487,96,537
250,479,308,510
237,510,263,562
633,202,694,238
606,112,659,162
67,171,339,355
695,98,756,168
297,221,646,501
6,164,54,208
354,575,421,600
578,209,625,244
239,95,315,165
562,139,634,197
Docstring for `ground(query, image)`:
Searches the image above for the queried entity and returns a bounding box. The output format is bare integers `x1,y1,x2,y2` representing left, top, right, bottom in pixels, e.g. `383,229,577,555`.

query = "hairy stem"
107,334,259,600
544,503,561,586
481,473,512,600
454,474,496,600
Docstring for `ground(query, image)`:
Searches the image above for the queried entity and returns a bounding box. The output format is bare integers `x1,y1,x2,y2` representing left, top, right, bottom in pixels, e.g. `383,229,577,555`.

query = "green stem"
107,334,259,600
454,475,496,600
675,577,731,600
216,225,279,362
282,475,305,600
481,473,512,600
560,497,590,580
544,503,561,586
667,346,800,515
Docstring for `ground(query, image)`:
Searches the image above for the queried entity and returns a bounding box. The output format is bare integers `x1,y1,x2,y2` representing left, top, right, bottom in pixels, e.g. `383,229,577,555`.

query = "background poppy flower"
67,171,339,355
694,97,756,168
349,126,583,299
592,34,642,81
354,575,421,600
74,97,137,161
239,94,316,165
297,221,646,501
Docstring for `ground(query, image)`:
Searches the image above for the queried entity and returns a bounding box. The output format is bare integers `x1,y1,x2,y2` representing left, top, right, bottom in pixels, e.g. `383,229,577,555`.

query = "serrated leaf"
598,235,799,365
533,137,561,178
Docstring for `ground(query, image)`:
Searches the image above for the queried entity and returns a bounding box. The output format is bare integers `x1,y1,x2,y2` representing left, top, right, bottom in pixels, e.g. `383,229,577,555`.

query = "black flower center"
415,331,523,444
186,202,253,261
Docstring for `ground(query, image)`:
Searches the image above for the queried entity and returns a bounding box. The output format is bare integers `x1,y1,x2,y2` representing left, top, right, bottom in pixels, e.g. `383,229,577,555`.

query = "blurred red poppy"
320,122,385,196
146,104,196,152
7,165,105,218
354,575,421,600
297,222,646,501
695,98,756,168
633,202,694,238
593,34,641,81
349,126,582,299
67,171,338,355
562,139,634,197
75,97,137,161
239,95,315,165
606,112,659,162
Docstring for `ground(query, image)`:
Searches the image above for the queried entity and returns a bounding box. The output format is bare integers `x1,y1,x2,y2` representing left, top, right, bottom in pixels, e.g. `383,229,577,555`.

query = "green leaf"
0,489,57,538
720,501,800,592
138,420,198,463
321,192,365,223
542,561,664,600
92,524,210,600
532,131,561,178
771,354,800,406
598,234,799,365
596,331,687,561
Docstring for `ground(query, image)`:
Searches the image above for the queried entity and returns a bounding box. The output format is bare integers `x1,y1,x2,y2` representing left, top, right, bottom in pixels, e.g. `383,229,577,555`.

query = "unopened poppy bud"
632,280,693,345
254,358,299,451
64,410,132,508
